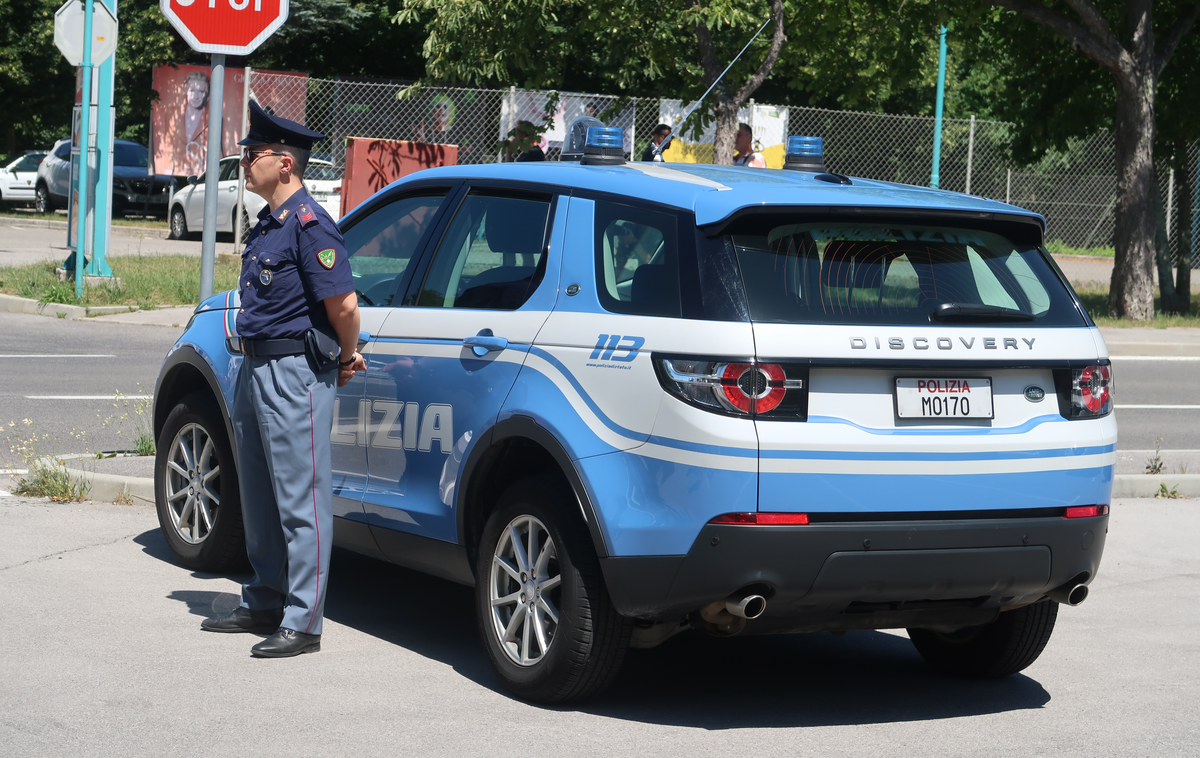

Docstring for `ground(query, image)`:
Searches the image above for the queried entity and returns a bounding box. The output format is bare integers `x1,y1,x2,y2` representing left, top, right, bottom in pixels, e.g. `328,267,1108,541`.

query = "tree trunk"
1153,171,1179,312
1177,142,1194,313
712,91,738,166
1106,73,1158,320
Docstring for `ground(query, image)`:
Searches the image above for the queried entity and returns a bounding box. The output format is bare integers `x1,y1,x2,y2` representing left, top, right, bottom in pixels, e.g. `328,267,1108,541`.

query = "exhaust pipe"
725,593,767,619
1048,583,1089,606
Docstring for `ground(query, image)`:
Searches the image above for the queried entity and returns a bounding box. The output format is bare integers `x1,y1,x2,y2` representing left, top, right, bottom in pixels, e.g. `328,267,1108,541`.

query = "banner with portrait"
150,65,308,177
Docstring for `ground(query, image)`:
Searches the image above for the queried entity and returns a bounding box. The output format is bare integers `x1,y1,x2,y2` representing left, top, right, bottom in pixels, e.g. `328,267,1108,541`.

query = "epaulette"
297,203,319,228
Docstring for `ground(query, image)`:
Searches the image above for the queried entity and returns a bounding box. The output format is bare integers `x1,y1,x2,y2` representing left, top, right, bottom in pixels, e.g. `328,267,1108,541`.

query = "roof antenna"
651,15,774,161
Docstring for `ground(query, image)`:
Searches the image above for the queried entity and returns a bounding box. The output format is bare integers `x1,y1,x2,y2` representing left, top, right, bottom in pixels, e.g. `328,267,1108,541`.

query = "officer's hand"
337,352,366,387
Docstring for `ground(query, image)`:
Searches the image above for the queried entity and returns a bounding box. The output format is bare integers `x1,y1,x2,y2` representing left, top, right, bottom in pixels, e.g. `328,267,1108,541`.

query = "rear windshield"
113,143,148,168
729,222,1084,326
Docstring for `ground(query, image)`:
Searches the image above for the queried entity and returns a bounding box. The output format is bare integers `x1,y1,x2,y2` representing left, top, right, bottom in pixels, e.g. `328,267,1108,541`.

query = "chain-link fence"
246,71,1198,291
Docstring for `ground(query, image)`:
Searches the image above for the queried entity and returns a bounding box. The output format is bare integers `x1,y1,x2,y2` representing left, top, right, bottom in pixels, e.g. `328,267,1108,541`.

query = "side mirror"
187,175,199,186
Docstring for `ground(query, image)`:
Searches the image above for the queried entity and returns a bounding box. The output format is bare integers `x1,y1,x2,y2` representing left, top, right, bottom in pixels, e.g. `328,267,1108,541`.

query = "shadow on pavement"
141,530,1051,725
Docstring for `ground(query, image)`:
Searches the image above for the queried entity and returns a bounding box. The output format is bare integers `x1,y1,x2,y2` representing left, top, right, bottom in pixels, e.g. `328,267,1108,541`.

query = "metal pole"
74,0,95,298
1166,168,1175,242
234,66,251,252
87,0,115,278
1006,168,1011,204
964,115,975,195
930,25,948,189
199,53,225,302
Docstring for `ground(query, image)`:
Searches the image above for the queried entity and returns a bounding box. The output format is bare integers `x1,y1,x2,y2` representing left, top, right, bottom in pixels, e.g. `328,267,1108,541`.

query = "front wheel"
168,206,189,240
35,184,54,214
475,476,632,703
908,600,1059,678
154,392,245,572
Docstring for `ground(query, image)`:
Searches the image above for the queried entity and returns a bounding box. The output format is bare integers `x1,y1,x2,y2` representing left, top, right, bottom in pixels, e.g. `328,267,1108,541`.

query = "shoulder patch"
297,203,318,228
317,248,336,269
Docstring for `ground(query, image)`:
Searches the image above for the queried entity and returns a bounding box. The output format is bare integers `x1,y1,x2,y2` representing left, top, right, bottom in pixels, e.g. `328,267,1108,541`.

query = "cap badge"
260,269,272,285
317,249,336,269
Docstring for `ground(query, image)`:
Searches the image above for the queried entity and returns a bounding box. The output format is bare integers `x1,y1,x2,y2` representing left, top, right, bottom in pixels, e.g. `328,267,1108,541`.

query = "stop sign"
159,0,289,55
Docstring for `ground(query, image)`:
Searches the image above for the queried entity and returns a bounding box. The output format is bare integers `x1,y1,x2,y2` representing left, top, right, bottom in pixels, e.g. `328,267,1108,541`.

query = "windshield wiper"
931,302,1034,322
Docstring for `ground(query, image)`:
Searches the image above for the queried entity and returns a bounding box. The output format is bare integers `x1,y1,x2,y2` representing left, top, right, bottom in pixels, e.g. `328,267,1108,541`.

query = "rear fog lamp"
710,512,810,525
1064,505,1108,518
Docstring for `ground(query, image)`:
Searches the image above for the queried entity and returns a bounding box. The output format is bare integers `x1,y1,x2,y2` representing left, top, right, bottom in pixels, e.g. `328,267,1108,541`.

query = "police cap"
238,100,325,151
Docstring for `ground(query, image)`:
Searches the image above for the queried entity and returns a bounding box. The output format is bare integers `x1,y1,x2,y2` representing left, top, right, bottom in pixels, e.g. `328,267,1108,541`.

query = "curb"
0,215,170,239
85,471,156,506
1111,474,1200,499
0,292,138,320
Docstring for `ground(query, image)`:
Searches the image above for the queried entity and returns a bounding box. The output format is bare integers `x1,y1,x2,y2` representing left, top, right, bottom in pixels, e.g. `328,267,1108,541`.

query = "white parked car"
168,155,342,240
0,151,47,206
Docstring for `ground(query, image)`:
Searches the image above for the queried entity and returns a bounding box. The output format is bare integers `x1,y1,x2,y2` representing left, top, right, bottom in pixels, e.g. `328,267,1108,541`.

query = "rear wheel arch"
457,415,608,572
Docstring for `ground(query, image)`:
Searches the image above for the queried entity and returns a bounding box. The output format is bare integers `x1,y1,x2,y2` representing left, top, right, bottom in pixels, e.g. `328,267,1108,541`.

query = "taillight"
1065,504,1108,518
710,512,809,525
1057,364,1112,418
655,355,807,418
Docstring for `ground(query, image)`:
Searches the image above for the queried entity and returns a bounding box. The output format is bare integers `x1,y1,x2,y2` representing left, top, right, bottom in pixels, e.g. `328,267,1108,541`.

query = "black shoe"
201,607,284,634
251,628,321,658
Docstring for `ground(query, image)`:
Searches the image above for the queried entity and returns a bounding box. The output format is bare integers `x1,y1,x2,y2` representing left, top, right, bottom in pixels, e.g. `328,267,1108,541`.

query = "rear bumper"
600,512,1107,623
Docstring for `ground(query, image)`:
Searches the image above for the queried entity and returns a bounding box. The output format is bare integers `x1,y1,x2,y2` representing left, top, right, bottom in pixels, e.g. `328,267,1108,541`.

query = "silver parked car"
0,151,47,206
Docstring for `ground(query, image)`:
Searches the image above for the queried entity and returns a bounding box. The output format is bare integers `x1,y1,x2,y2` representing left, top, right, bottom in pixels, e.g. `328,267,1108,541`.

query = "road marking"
0,490,11,497
25,395,152,400
1108,356,1200,361
0,469,28,475
1115,405,1200,409
0,354,116,358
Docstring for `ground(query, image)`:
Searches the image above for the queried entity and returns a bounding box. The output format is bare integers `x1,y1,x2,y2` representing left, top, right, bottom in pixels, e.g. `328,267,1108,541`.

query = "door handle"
463,328,508,357
227,186,236,192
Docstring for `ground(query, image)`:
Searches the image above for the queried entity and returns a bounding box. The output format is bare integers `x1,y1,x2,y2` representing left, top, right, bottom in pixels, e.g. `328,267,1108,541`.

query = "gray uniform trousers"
232,353,336,636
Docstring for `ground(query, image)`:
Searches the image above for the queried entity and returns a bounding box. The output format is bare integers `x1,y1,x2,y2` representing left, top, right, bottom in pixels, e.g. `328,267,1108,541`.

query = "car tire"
232,208,253,241
169,206,189,240
475,475,632,703
907,600,1059,678
34,183,53,214
154,392,246,572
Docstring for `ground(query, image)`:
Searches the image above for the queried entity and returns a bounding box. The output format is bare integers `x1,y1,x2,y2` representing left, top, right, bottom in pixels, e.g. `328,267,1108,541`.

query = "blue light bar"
585,127,624,149
787,136,823,157
582,126,625,166
783,135,826,172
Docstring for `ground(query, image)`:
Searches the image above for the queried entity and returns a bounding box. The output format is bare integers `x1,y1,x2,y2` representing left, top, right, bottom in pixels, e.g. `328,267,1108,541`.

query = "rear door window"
414,190,552,310
730,222,1084,326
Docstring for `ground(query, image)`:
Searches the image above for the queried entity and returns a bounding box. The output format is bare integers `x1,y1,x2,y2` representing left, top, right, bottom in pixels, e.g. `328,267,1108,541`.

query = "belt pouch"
304,328,340,373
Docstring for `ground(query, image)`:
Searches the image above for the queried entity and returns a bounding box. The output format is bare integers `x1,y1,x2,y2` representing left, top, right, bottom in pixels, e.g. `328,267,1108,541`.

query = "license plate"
311,193,330,202
895,377,993,419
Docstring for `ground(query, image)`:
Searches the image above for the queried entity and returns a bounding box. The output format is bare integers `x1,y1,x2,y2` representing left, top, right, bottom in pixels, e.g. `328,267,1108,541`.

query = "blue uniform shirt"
236,188,353,340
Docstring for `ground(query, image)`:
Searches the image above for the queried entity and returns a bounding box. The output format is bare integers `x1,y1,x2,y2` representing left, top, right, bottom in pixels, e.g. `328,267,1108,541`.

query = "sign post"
159,0,290,300
54,0,118,296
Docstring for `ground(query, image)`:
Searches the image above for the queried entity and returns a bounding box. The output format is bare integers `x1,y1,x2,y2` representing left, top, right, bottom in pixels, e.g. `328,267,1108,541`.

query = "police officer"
201,101,366,657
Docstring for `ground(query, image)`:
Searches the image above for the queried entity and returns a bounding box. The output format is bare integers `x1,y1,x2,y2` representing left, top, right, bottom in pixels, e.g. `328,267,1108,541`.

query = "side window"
343,191,447,307
17,154,43,172
595,200,680,318
218,158,239,182
416,191,552,310
54,143,71,160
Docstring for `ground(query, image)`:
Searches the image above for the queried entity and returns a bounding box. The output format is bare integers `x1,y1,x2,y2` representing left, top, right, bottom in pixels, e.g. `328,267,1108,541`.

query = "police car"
153,128,1114,703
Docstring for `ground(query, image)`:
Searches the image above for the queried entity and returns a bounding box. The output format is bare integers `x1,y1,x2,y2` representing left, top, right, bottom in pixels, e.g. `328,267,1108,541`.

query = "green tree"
964,0,1199,319
0,0,75,158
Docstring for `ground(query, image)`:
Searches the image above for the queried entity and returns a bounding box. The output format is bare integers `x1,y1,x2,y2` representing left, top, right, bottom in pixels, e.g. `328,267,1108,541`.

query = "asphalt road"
0,310,1197,466
0,496,1196,756
0,311,181,456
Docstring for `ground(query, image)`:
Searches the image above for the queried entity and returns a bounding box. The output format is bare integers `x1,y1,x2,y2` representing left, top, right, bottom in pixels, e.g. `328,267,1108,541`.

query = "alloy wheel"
488,514,562,666
164,422,221,544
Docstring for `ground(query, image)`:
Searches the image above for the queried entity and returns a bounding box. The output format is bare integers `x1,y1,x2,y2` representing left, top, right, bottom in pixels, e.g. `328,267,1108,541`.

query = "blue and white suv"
153,133,1114,702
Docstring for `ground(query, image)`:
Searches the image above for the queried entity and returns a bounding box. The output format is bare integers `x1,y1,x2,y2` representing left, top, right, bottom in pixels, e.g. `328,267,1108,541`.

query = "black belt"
242,337,305,358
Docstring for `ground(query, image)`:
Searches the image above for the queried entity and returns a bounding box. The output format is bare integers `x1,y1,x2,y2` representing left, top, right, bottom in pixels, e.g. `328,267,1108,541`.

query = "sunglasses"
241,148,281,163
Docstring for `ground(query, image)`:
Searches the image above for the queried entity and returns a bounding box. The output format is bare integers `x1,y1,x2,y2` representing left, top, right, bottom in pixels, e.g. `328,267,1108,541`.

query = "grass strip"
1076,289,1200,328
0,256,239,308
